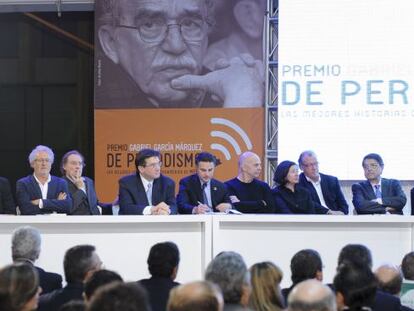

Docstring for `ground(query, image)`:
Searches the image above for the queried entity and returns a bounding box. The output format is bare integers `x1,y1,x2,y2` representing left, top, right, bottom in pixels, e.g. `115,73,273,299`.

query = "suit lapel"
47,177,57,199
320,175,329,203
152,177,161,204
210,179,218,207
191,175,204,203
363,180,376,199
135,175,148,205
30,175,43,199
380,178,388,197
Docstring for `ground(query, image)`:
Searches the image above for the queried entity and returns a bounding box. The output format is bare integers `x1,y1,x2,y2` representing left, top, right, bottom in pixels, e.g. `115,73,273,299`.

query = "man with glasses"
119,148,177,215
352,153,406,214
16,145,72,215
96,0,263,108
298,150,348,215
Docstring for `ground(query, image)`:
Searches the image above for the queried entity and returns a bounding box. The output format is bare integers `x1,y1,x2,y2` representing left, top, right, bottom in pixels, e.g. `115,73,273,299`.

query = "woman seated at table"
272,160,315,214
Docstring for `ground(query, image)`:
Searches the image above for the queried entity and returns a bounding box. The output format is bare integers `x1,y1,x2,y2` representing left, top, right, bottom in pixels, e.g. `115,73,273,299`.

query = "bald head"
375,264,402,296
167,281,223,311
288,280,336,311
237,152,261,181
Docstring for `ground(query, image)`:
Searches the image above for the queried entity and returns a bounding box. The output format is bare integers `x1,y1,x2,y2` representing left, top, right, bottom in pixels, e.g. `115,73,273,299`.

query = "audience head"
0,262,41,311
402,251,414,280
11,226,41,263
61,150,85,177
237,152,262,180
273,160,299,186
87,282,150,311
205,251,251,306
249,261,284,311
362,153,384,182
167,280,224,311
195,152,217,183
28,145,54,178
374,264,402,296
291,249,323,285
334,262,377,311
147,241,180,279
338,244,373,269
59,301,85,311
298,150,320,181
84,269,123,301
287,279,336,311
135,149,161,181
64,245,102,284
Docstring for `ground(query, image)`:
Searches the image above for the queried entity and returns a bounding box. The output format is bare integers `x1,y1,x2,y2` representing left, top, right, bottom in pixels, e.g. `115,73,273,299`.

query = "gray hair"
11,226,41,262
98,0,216,30
205,251,250,304
28,145,54,165
298,150,317,167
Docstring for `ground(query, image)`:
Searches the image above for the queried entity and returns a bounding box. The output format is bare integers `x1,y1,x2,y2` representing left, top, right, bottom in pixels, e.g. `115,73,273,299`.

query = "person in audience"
298,150,348,215
249,261,285,311
401,252,414,309
11,226,62,294
375,264,403,296
225,151,275,213
59,301,85,311
334,262,377,311
352,153,406,214
61,150,113,215
205,251,253,311
16,145,72,215
282,249,323,301
119,148,177,215
337,244,402,311
38,244,103,311
272,160,315,214
287,279,336,311
167,280,224,311
84,270,123,302
0,262,41,311
87,282,151,311
139,241,180,311
0,175,16,214
177,152,232,214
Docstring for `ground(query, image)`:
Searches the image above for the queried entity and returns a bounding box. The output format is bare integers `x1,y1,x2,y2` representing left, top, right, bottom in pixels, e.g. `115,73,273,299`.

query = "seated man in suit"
61,150,112,215
139,242,180,311
298,150,348,215
352,153,406,214
12,226,62,295
38,244,103,311
119,148,177,215
225,151,275,213
0,176,16,214
16,145,72,215
177,152,232,214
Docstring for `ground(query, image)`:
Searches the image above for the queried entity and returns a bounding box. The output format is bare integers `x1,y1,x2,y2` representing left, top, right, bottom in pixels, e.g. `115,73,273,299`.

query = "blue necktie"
146,183,152,206
374,184,381,199
202,183,209,207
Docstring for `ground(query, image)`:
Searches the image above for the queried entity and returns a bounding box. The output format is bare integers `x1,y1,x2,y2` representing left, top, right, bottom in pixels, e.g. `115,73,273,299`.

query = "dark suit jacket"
374,290,402,311
272,185,315,214
298,173,349,214
36,266,63,295
0,176,16,214
139,277,179,311
177,174,231,214
119,173,177,215
38,282,84,311
64,176,112,215
352,178,407,214
16,175,72,215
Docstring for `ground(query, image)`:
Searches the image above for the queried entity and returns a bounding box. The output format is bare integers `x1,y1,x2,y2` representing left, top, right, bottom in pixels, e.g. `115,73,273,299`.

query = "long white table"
0,214,413,287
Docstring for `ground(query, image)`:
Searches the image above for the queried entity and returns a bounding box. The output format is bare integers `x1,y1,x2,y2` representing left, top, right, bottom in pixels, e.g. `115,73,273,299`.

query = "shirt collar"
33,174,51,185
305,174,321,185
140,174,153,189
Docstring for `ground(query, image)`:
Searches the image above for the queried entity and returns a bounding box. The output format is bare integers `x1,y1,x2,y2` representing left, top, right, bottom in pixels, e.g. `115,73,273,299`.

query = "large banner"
278,0,414,180
94,0,266,201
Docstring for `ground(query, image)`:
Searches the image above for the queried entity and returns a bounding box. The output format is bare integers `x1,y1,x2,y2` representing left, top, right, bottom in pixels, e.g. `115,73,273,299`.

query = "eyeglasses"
363,163,380,170
145,161,162,168
35,158,51,163
117,16,209,43
302,162,319,168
